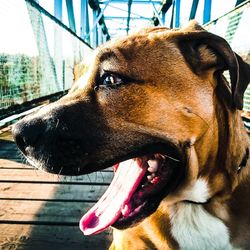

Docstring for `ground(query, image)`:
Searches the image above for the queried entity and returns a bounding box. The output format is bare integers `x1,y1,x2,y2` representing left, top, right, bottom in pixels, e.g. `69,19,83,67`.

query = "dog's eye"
103,74,122,85
102,74,123,86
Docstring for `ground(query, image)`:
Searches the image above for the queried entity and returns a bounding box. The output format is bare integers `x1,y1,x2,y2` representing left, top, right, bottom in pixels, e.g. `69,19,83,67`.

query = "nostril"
12,119,46,154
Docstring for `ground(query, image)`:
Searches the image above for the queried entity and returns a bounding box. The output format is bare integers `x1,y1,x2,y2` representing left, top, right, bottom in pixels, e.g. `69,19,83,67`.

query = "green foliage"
0,53,41,89
0,54,42,109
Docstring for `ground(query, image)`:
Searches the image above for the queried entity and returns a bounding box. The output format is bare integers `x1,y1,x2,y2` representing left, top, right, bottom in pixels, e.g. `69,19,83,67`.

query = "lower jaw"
113,201,149,229
113,188,172,230
113,172,185,230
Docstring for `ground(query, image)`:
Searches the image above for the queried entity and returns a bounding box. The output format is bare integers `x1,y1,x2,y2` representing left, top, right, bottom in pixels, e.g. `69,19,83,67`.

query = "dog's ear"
234,53,250,109
175,21,250,109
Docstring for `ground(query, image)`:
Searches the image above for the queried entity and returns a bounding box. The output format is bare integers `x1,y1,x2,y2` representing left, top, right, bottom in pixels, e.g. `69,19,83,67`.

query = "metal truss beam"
66,0,76,32
170,0,175,28
54,0,62,21
189,0,199,20
80,0,90,42
203,0,211,24
100,0,161,4
104,16,150,20
92,0,111,33
127,0,133,34
150,0,163,26
92,9,98,47
161,0,172,12
161,0,172,25
235,0,246,6
169,0,181,28
175,0,180,27
87,0,111,46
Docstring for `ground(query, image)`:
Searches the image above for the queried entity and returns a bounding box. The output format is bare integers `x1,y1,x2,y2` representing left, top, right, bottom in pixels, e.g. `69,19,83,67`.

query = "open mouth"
80,150,184,235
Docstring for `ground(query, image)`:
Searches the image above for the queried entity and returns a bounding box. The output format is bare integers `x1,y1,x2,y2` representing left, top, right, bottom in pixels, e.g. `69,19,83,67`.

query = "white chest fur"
170,203,234,250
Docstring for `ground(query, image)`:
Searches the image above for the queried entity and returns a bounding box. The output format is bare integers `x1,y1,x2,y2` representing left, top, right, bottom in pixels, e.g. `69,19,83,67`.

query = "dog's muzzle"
12,102,186,234
11,105,97,175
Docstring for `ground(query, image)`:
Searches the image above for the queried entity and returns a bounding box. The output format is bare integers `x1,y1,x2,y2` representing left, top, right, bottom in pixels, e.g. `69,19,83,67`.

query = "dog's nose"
12,119,46,154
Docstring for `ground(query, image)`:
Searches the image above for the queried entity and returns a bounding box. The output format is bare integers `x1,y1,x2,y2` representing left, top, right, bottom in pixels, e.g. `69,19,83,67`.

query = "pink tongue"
79,158,147,235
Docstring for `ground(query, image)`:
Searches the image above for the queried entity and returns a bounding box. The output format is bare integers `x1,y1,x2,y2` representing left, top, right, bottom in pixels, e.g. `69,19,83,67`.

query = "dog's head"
12,22,250,235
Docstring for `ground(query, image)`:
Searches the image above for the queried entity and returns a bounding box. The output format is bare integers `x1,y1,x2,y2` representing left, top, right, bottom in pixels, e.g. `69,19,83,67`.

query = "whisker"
57,167,63,179
164,155,180,162
55,119,60,128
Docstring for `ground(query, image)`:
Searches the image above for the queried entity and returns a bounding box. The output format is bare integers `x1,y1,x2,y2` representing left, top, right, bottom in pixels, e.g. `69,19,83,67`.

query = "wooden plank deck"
0,127,113,250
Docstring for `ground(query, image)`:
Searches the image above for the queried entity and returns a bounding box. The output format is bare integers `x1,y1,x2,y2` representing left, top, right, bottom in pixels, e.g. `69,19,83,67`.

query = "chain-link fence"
1,0,250,121
0,0,92,117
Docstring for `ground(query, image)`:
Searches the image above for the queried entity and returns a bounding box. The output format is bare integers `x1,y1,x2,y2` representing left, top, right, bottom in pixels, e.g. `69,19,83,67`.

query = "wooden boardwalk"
0,127,113,250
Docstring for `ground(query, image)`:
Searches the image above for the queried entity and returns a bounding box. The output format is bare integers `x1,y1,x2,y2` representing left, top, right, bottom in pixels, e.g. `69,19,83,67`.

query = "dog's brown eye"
95,72,137,91
103,74,123,86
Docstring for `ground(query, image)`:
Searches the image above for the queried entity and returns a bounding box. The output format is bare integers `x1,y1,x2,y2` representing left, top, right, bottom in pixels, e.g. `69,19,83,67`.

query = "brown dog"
12,21,250,249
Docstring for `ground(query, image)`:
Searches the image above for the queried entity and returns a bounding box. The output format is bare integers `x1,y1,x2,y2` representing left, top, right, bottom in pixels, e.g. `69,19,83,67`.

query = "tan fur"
13,21,250,249
93,23,250,249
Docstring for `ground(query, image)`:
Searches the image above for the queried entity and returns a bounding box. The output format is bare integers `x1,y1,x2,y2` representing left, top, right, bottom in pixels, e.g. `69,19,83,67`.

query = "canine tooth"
147,160,158,172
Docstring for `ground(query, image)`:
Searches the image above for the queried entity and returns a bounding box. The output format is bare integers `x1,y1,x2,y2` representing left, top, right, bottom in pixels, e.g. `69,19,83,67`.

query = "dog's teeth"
147,160,159,173
121,204,131,217
147,173,156,181
147,175,153,181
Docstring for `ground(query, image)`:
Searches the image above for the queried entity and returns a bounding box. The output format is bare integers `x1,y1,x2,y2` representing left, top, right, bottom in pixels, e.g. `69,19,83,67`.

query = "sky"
0,0,239,56
0,0,39,56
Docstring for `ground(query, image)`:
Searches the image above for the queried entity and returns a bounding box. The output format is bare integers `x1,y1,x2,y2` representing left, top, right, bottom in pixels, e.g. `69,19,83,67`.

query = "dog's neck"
168,104,250,249
111,101,250,250
213,82,250,187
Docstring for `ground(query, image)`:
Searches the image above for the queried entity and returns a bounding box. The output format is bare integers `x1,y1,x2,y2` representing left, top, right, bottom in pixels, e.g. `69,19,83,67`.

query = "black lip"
23,141,184,176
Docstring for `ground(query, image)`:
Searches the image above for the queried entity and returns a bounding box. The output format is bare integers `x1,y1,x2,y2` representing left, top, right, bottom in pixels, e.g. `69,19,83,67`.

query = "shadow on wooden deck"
0,129,113,250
